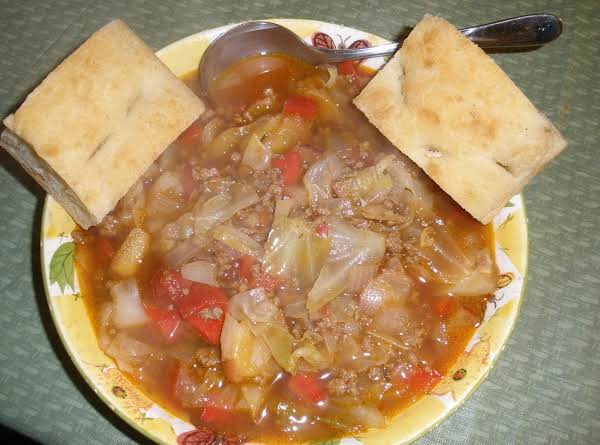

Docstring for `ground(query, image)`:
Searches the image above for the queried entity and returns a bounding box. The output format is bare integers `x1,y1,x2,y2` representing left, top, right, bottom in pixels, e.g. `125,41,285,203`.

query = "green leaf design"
504,201,515,208
49,241,75,293
498,212,514,229
310,440,342,445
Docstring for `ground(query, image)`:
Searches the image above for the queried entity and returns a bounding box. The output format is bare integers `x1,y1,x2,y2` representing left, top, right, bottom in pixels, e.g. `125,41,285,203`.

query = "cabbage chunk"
307,221,386,315
263,216,330,288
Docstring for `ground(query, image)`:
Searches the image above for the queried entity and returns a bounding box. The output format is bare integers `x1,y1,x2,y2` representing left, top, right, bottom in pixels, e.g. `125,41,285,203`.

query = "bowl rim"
39,17,529,445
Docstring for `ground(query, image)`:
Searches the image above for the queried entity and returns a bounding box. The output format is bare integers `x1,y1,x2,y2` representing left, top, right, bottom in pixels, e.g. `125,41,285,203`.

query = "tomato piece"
253,273,280,292
287,374,327,405
199,406,232,425
394,366,442,394
283,95,317,120
95,237,115,264
238,255,255,281
178,119,203,145
433,296,458,317
315,223,328,237
271,151,302,186
338,60,358,76
176,284,228,345
182,164,196,199
144,304,181,341
151,269,191,305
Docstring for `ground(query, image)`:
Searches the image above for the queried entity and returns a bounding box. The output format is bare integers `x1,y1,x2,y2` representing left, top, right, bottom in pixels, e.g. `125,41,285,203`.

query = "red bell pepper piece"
238,255,255,282
176,284,228,345
144,304,181,341
151,269,191,305
178,119,203,145
271,151,302,186
287,374,328,405
283,95,318,120
338,60,358,76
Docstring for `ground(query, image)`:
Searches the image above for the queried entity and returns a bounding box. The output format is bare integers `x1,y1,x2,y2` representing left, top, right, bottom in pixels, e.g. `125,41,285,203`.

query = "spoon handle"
318,13,562,63
461,13,562,48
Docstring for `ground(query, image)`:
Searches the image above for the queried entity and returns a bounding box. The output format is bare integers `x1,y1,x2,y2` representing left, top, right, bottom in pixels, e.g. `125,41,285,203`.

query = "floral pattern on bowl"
41,18,528,445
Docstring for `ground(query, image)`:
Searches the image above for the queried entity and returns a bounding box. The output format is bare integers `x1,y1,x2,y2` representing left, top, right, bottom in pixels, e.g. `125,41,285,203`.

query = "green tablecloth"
0,1,598,443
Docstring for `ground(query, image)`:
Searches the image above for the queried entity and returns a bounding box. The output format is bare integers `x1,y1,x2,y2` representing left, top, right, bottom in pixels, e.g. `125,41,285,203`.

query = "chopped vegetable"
241,133,272,170
144,305,181,341
307,221,385,315
181,260,219,286
205,125,249,160
412,225,473,284
359,270,412,315
324,65,338,88
212,224,264,258
271,151,302,186
348,405,386,429
333,156,394,205
151,269,191,305
263,216,330,288
221,314,279,383
228,288,281,324
228,288,296,372
337,61,357,76
146,172,184,219
241,384,267,420
262,115,312,153
104,332,154,374
110,279,150,328
303,152,345,207
110,228,150,278
287,374,327,405
290,334,331,371
238,255,254,281
194,184,259,234
177,284,228,345
283,95,318,119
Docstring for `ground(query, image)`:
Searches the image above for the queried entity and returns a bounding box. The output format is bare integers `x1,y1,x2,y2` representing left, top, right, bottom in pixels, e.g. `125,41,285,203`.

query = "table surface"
0,1,598,444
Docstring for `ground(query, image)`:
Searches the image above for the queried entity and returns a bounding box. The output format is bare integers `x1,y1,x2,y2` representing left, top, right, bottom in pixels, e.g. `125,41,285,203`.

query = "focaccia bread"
354,15,567,224
2,19,204,228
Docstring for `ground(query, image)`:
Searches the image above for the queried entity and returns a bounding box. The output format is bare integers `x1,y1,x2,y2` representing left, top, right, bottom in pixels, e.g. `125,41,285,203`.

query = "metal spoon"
199,13,562,94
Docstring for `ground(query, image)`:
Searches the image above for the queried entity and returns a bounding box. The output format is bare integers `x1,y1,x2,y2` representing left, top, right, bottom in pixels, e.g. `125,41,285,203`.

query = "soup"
73,54,498,443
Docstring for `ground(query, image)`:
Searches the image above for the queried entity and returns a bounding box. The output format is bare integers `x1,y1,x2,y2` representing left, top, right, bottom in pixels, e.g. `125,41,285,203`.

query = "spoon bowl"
199,14,562,95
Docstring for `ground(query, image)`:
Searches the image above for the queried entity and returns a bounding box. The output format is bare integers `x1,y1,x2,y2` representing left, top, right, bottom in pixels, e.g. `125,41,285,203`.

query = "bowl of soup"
41,19,527,445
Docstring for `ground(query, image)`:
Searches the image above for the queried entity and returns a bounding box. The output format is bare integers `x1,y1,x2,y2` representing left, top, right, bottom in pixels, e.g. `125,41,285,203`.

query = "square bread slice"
2,19,204,228
354,15,567,224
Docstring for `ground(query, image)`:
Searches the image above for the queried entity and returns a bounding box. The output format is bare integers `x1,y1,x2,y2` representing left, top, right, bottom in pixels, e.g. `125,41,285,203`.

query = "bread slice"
1,19,204,228
354,15,567,224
